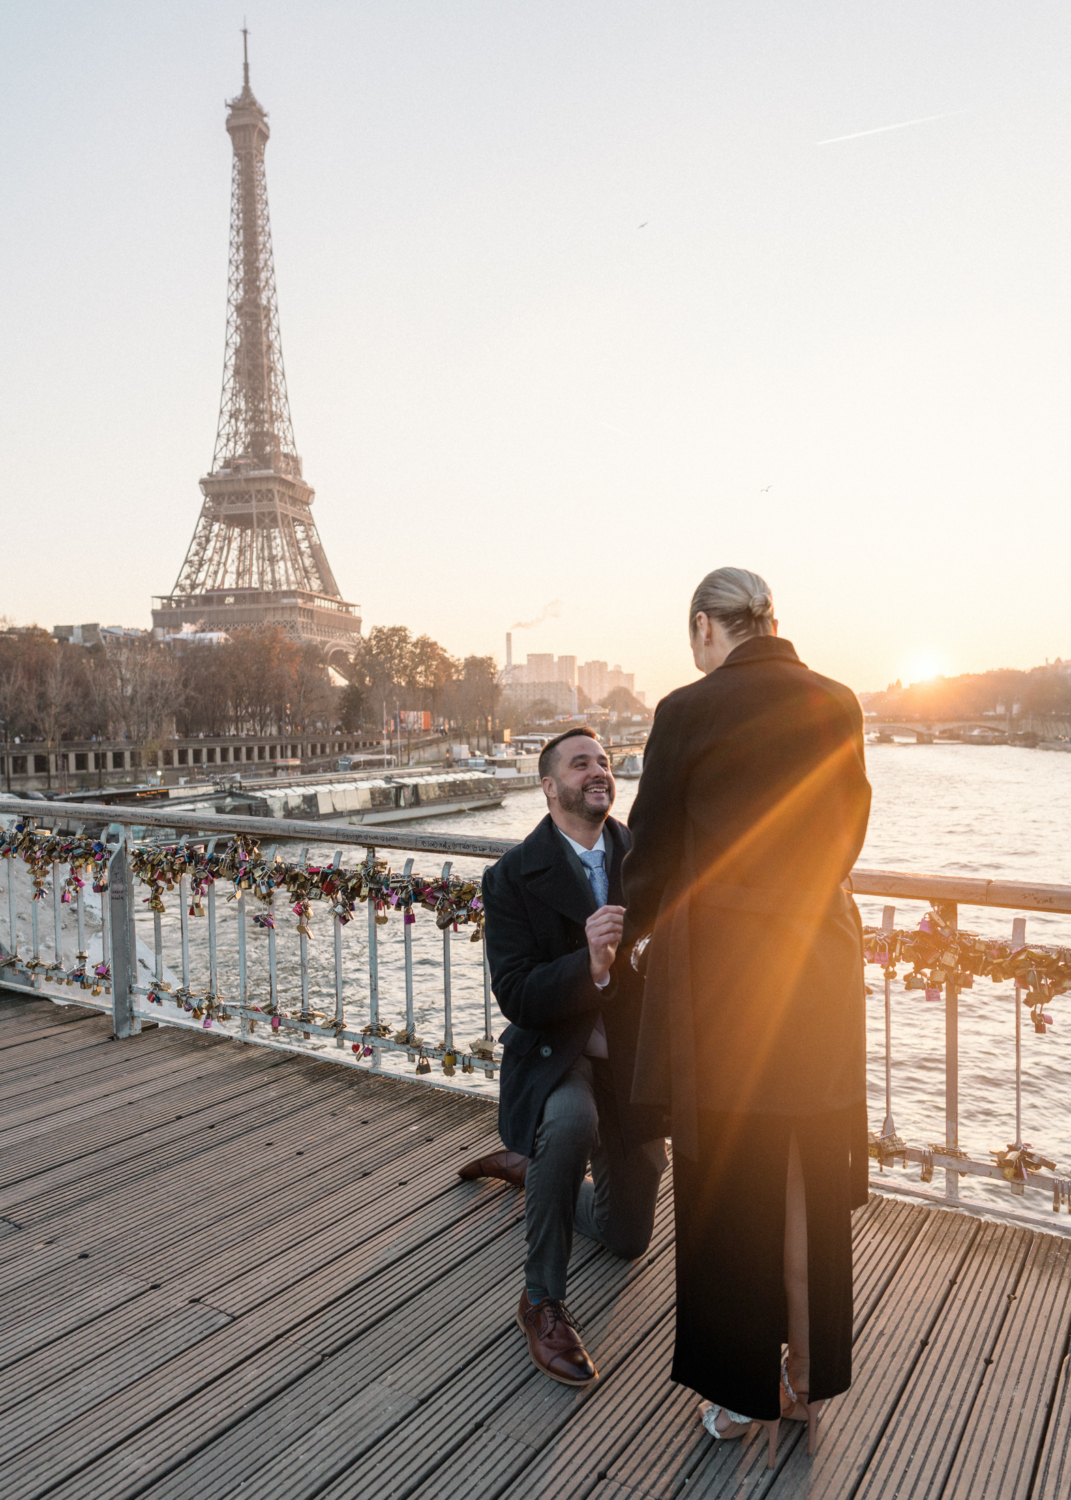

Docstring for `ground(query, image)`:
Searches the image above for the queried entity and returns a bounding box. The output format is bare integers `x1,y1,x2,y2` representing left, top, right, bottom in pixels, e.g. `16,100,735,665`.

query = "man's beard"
556,777,615,824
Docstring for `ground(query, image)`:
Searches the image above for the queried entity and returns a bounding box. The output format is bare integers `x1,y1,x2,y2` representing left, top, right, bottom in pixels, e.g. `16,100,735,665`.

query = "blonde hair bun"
688,567,775,642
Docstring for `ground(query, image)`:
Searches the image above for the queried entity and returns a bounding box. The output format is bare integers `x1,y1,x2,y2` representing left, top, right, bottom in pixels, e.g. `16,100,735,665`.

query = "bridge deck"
2,992,1070,1500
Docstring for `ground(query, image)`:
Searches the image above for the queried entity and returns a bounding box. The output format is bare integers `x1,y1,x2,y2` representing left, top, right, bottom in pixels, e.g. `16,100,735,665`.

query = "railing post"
108,835,141,1038
297,846,310,1035
482,917,495,1079
153,895,164,992
236,885,247,1030
75,864,86,983
205,837,218,1009
332,851,345,1040
29,855,41,983
402,857,415,1049
1012,916,1026,1149
52,859,64,976
366,848,380,1064
5,849,16,959
441,860,454,1071
178,837,191,1002
938,900,960,1200
266,885,278,1025
881,904,896,1138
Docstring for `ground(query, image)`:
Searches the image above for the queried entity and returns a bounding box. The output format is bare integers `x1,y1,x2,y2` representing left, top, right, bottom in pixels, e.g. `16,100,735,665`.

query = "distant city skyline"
500,641,645,719
501,638,643,702
2,4,1070,702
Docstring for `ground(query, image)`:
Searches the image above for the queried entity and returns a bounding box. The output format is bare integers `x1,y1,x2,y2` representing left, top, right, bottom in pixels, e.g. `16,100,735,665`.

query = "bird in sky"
638,221,648,228
760,484,773,492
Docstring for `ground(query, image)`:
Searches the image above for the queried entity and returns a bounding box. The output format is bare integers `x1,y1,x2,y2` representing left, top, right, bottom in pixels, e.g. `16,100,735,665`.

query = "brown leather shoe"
457,1150,529,1187
516,1290,599,1386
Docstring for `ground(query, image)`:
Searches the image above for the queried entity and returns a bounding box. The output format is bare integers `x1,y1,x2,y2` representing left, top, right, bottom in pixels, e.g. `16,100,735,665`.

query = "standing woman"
622,567,871,1465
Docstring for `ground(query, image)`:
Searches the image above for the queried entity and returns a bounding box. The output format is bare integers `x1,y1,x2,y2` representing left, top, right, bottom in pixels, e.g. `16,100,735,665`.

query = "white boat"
241,771,506,825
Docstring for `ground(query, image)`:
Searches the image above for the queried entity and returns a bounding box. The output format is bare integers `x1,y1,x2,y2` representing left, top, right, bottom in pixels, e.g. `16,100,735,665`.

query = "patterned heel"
780,1354,825,1456
699,1402,780,1469
765,1416,780,1468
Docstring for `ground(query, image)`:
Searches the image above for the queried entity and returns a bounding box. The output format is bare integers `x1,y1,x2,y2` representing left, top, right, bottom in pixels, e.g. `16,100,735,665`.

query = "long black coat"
622,635,872,1158
482,813,662,1157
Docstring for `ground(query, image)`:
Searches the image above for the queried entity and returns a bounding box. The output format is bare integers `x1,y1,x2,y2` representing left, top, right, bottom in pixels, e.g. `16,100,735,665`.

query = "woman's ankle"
786,1349,810,1394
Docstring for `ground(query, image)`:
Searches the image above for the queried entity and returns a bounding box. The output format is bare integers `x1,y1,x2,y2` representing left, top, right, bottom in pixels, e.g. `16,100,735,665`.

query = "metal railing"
0,797,511,1080
1,796,1069,1221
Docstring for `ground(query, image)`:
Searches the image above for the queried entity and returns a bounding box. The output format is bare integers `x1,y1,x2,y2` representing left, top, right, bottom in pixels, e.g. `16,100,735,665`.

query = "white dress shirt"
555,825,610,1058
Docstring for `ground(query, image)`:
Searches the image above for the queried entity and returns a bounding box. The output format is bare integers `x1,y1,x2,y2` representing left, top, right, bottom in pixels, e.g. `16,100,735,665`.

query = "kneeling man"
460,727,667,1387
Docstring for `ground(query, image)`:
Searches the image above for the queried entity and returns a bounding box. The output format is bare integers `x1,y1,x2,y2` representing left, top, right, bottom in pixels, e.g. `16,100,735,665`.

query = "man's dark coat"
482,812,662,1157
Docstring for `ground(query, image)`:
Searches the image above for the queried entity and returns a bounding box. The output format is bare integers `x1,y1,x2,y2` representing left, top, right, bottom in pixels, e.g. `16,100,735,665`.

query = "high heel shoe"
698,1401,781,1469
779,1354,825,1456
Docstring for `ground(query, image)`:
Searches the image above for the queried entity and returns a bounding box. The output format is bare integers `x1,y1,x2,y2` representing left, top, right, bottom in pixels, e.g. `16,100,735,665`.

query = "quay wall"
0,733,451,794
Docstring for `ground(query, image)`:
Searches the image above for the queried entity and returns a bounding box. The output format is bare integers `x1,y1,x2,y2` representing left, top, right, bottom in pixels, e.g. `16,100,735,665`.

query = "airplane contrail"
816,111,959,146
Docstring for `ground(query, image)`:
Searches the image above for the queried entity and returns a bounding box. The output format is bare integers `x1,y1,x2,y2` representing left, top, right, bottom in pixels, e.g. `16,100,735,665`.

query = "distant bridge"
866,720,1027,744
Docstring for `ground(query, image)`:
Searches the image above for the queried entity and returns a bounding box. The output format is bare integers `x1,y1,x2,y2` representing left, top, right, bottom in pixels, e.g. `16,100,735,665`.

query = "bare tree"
108,640,184,767
287,641,334,735
408,635,458,727
25,641,80,788
449,655,497,751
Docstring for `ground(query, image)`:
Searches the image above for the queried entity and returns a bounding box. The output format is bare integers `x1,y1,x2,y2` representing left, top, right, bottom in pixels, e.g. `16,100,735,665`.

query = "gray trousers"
524,1053,668,1301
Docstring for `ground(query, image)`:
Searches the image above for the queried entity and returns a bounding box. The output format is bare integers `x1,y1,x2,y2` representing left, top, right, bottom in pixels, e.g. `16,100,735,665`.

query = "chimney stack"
505,632,513,671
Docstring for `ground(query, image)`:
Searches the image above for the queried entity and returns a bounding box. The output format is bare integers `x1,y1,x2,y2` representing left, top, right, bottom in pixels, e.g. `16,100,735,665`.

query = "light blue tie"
578,847,609,908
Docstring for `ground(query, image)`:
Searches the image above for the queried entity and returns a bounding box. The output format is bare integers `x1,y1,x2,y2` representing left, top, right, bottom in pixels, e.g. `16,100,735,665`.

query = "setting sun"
904,654,946,684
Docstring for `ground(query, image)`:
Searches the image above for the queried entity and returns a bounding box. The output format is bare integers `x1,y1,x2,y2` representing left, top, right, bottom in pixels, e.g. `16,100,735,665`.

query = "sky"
2,2,1069,702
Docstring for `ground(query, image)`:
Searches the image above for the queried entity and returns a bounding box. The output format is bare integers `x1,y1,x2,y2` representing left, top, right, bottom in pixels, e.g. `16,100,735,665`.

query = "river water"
9,743,1070,1226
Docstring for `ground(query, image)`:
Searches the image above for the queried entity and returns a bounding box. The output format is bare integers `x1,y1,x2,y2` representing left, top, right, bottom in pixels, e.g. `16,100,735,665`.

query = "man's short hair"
538,726,601,780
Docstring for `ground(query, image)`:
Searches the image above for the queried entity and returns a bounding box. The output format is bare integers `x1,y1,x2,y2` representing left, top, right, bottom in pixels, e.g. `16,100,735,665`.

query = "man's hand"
586,904,626,986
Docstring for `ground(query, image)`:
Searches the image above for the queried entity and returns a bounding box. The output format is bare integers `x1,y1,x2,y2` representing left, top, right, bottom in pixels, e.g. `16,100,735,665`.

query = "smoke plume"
511,599,564,631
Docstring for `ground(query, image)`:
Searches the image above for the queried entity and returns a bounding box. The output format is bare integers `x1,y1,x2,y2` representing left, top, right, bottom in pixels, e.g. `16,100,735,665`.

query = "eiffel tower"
153,34,360,656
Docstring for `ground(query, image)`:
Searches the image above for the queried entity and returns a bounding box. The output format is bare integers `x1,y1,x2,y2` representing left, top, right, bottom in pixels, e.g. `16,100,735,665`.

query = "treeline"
864,661,1071,725
0,626,335,750
343,626,497,742
0,623,500,752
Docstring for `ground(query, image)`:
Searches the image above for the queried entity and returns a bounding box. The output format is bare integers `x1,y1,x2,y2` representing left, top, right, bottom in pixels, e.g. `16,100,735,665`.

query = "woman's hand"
586,904,626,986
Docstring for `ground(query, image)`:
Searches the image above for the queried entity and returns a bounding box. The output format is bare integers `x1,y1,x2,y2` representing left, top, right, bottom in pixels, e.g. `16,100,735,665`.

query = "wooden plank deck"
2,990,1070,1500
